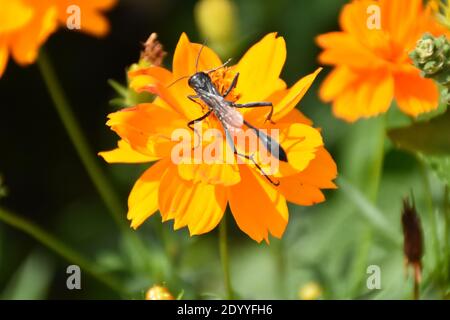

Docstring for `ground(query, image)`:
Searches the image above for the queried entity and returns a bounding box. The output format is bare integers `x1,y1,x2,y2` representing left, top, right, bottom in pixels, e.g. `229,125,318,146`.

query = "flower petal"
99,140,156,163
228,165,288,243
128,159,169,229
56,0,117,37
11,6,58,65
339,0,387,49
235,33,287,103
172,32,222,78
128,66,173,91
380,0,423,47
0,0,34,33
394,71,439,117
332,69,394,122
271,68,321,121
319,66,358,102
159,164,227,235
106,103,186,159
247,122,323,177
178,162,240,186
277,108,313,126
0,40,9,77
278,148,337,206
316,32,384,69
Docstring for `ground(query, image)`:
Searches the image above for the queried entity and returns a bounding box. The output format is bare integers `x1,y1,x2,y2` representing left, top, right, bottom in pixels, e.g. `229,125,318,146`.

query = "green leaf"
420,154,450,185
1,250,54,299
108,79,129,98
338,177,401,245
176,289,185,300
388,109,450,155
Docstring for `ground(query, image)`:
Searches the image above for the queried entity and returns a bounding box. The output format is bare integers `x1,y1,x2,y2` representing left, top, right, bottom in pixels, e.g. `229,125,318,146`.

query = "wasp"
170,47,288,186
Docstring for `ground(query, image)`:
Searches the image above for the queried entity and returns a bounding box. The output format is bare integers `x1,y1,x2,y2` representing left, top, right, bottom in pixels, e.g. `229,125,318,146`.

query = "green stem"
0,206,123,294
418,158,440,271
36,49,154,276
350,117,385,297
273,239,287,299
37,49,123,228
369,116,387,203
219,215,234,299
443,185,450,289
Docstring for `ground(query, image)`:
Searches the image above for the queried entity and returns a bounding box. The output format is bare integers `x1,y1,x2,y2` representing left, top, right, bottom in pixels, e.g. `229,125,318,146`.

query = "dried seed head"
140,33,167,67
401,197,423,285
145,285,174,300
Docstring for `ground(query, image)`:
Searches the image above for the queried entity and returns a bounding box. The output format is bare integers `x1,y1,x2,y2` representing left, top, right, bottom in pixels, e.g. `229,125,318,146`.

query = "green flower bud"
415,38,435,62
410,33,450,104
410,34,450,76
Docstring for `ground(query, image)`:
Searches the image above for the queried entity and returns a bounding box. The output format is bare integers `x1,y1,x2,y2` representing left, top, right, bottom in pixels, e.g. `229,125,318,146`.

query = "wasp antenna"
195,44,206,73
166,75,190,89
206,58,232,74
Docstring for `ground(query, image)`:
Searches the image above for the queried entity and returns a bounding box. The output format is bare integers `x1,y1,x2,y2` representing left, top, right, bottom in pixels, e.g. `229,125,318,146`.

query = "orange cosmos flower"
0,0,116,77
100,33,337,243
316,0,447,122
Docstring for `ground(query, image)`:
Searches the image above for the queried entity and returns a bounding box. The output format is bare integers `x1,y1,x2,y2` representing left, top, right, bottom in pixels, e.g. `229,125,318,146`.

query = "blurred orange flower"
145,285,174,300
100,33,337,243
316,0,447,122
0,0,116,77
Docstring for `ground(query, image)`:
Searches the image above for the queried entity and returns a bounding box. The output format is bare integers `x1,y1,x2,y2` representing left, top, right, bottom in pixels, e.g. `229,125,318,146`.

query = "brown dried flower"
140,33,167,67
401,197,423,299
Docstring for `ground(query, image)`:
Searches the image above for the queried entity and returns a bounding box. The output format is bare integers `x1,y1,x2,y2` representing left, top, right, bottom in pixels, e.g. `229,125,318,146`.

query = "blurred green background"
0,0,449,299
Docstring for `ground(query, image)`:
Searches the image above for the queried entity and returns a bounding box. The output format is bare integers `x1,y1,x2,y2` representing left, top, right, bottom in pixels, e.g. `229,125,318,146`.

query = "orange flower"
316,0,447,122
145,285,175,300
0,0,116,77
100,33,337,243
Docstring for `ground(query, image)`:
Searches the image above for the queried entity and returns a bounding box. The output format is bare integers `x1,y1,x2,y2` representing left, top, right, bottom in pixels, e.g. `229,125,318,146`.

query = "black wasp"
170,46,288,186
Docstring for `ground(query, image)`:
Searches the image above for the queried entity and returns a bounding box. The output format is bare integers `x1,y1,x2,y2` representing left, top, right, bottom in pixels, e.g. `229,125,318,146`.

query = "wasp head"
188,72,210,91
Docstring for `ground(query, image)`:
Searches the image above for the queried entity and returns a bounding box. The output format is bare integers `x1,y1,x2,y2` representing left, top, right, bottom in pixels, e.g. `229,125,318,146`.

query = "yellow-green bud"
194,0,238,57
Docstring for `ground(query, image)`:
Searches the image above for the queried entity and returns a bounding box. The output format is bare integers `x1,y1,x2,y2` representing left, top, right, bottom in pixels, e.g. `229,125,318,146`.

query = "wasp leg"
223,72,240,98
188,95,207,112
188,95,201,105
232,102,275,124
188,110,212,149
224,127,280,186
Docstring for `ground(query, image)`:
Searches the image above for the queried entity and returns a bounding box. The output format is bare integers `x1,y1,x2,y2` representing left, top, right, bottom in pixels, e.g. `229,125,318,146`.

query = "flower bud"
194,0,238,56
401,197,423,299
410,34,450,76
298,282,322,300
145,285,174,300
410,33,450,103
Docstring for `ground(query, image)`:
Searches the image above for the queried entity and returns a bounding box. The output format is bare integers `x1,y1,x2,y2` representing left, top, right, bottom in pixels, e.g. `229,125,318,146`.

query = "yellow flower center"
209,67,240,102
